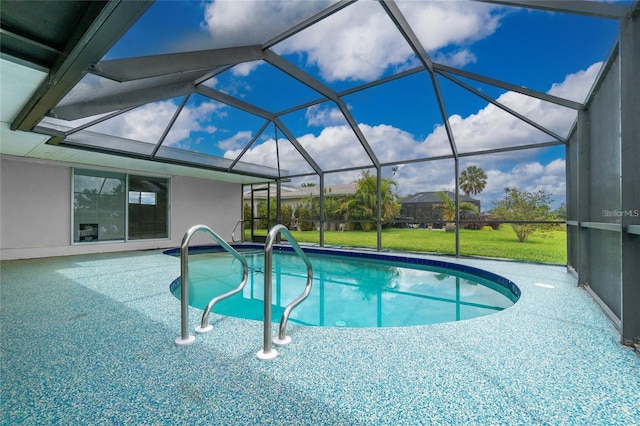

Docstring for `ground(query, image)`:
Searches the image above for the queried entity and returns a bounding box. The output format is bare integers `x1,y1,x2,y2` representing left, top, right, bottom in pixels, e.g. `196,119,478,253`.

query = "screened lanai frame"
23,0,626,252
7,0,640,347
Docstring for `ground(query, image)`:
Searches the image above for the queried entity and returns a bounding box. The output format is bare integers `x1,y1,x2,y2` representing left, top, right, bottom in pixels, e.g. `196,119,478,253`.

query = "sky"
73,0,622,212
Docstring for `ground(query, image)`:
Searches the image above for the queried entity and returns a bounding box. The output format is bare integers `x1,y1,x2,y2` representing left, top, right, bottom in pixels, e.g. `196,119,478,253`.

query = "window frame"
71,168,171,244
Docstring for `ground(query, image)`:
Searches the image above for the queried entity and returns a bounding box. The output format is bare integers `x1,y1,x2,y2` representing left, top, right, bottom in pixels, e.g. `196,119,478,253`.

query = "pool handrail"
231,219,245,243
257,224,313,360
175,224,249,346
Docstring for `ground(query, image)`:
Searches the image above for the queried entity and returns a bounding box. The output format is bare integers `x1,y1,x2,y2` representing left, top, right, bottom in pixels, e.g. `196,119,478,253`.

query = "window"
128,191,157,205
73,169,126,242
73,169,169,243
128,175,168,240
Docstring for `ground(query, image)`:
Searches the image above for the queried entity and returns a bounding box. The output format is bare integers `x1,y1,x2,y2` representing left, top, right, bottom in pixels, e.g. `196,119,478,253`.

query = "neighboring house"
399,191,480,228
243,183,357,210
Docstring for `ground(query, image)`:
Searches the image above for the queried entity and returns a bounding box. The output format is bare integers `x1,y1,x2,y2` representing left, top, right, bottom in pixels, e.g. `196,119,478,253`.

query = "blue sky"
96,0,621,211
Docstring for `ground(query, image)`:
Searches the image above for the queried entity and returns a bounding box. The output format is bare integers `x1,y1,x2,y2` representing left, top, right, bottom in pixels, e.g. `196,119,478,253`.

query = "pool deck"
1,249,639,425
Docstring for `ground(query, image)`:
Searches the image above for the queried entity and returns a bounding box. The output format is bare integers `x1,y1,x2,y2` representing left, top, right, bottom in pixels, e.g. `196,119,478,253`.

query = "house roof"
284,184,357,198
245,183,357,200
401,191,479,204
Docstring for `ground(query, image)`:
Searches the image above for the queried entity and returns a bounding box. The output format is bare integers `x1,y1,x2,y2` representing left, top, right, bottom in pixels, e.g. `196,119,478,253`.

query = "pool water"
170,250,518,328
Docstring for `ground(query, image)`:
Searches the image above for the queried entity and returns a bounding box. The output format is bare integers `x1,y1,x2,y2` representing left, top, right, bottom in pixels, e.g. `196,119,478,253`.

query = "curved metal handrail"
231,219,245,243
175,224,249,346
257,224,313,360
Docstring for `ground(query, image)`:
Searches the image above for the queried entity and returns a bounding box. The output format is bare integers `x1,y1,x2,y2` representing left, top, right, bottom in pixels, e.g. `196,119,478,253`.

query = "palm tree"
459,165,487,197
341,170,400,231
435,191,479,232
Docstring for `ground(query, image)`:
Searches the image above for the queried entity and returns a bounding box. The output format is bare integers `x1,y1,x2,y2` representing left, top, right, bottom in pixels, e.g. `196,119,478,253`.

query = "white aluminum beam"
51,81,195,121
91,45,265,82
50,69,209,120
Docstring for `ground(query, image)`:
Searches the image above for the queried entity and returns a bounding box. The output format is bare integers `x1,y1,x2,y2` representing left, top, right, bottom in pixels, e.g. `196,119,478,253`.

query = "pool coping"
163,243,521,303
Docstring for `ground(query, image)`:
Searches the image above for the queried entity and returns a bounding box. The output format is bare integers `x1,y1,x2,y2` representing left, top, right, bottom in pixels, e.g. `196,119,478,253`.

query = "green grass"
248,226,567,264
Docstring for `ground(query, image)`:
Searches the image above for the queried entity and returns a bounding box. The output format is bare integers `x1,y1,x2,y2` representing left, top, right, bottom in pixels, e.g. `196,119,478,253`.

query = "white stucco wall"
0,155,242,260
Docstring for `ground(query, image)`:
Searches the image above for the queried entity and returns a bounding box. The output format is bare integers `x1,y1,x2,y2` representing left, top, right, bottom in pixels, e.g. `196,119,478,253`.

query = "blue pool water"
169,246,519,328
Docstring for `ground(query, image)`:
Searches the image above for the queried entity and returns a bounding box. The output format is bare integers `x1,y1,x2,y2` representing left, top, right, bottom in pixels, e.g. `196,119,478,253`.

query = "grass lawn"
248,226,566,264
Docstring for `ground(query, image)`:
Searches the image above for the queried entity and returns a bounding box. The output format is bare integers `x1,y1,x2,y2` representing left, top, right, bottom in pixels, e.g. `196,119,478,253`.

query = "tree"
340,170,400,231
294,204,314,231
553,203,566,221
435,191,479,232
256,198,277,229
459,165,487,197
322,188,345,231
255,198,294,229
294,193,320,231
490,187,556,242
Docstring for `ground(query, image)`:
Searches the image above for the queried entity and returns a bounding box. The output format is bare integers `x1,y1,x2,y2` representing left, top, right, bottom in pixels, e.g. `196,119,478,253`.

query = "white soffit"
0,57,50,155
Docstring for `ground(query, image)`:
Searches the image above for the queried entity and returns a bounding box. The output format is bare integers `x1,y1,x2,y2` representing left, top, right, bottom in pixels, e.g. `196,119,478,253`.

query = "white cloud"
231,61,263,77
217,130,252,150
225,136,307,173
479,159,566,209
548,61,603,102
203,1,504,82
297,125,374,170
362,123,423,163
305,104,346,127
416,61,602,156
89,100,176,142
398,1,504,53
225,124,377,174
277,1,414,82
203,1,332,47
432,49,478,68
164,100,225,148
391,61,599,205
90,99,226,148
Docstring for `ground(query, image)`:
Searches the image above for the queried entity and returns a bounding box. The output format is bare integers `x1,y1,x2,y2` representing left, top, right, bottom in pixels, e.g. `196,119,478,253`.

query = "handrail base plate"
256,349,278,360
195,325,213,334
175,335,196,346
273,336,291,346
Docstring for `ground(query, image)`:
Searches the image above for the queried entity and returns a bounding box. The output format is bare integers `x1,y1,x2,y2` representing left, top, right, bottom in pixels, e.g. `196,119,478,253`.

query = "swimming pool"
167,245,520,328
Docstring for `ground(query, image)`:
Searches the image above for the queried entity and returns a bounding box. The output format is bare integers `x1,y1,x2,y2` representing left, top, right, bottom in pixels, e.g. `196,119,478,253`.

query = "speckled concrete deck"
2,249,639,425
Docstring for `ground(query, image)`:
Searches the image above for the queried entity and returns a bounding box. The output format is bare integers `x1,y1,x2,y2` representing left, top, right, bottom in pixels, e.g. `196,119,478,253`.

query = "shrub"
491,187,556,242
294,205,314,231
462,215,501,230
